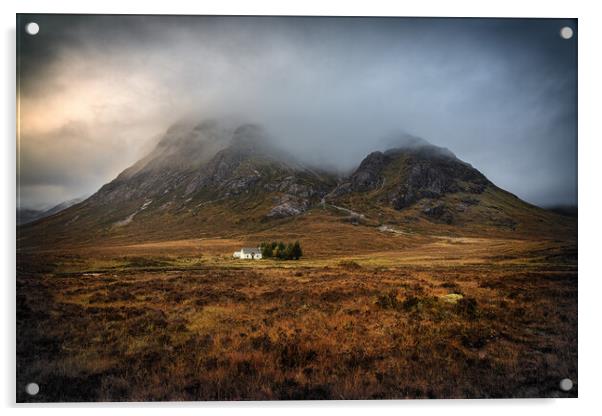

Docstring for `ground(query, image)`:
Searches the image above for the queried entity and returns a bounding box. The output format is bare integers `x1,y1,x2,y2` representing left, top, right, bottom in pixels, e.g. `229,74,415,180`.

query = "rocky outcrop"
267,195,309,218
422,203,454,224
350,151,388,191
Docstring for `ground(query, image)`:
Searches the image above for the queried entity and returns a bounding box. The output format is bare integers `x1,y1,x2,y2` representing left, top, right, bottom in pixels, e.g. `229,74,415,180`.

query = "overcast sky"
17,15,577,209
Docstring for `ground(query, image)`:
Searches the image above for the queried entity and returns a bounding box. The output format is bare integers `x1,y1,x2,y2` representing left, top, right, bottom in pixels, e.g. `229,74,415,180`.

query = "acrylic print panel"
16,14,578,402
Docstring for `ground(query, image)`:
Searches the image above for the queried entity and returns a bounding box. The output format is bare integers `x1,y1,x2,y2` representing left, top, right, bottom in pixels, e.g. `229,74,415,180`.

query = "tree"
261,242,273,258
275,241,285,259
291,241,303,260
258,240,302,260
284,243,294,260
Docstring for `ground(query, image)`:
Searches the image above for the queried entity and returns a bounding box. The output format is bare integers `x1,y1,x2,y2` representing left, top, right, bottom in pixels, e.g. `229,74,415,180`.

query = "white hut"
233,247,262,260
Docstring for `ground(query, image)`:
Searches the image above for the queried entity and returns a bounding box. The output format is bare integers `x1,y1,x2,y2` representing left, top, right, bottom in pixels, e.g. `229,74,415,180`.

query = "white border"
3,1,601,415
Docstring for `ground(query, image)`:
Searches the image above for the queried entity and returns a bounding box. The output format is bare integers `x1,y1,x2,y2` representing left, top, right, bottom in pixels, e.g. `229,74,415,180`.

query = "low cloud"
17,15,577,209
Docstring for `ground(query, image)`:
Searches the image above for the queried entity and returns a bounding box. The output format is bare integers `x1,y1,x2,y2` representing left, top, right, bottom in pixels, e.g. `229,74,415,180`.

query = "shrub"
459,325,496,348
456,296,479,319
402,295,421,311
338,260,362,270
278,339,318,369
375,290,401,309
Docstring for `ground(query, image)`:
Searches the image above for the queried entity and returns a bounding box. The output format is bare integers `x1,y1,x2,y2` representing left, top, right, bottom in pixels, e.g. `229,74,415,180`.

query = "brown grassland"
16,220,577,401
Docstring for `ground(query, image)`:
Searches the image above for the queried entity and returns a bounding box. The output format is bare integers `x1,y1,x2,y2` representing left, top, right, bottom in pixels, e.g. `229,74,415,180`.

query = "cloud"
17,15,577,208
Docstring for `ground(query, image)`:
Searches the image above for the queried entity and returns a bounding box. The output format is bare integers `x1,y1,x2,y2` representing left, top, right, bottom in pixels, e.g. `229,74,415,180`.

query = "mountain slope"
17,196,86,225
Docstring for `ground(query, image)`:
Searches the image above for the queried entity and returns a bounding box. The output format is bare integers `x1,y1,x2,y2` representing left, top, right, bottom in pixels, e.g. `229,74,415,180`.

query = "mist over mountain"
17,120,575,248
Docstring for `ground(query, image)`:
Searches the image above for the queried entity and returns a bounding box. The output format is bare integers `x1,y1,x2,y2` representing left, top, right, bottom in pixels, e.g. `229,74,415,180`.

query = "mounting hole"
559,378,573,391
25,22,39,36
25,382,39,396
560,26,574,40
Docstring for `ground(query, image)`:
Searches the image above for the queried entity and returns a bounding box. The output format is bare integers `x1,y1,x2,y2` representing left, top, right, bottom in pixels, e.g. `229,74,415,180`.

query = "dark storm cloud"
17,15,577,209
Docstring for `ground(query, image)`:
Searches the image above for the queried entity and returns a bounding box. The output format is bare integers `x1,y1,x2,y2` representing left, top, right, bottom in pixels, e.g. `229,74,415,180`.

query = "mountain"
327,145,505,226
546,205,578,217
16,208,44,226
17,121,575,248
18,122,337,247
17,196,86,225
329,145,489,210
96,122,335,213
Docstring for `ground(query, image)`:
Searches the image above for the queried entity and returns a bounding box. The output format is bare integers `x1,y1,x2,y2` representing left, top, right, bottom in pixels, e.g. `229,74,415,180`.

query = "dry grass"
16,234,577,401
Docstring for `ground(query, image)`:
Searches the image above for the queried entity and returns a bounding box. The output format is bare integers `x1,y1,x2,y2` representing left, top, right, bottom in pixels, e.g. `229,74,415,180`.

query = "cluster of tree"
260,241,303,260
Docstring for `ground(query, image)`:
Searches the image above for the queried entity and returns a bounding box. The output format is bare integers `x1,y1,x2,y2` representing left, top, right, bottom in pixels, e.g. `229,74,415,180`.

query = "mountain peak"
231,123,266,147
330,141,489,210
384,143,457,161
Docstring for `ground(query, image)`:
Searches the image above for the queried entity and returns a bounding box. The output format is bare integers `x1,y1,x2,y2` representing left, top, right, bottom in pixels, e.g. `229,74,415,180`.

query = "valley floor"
16,234,577,401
